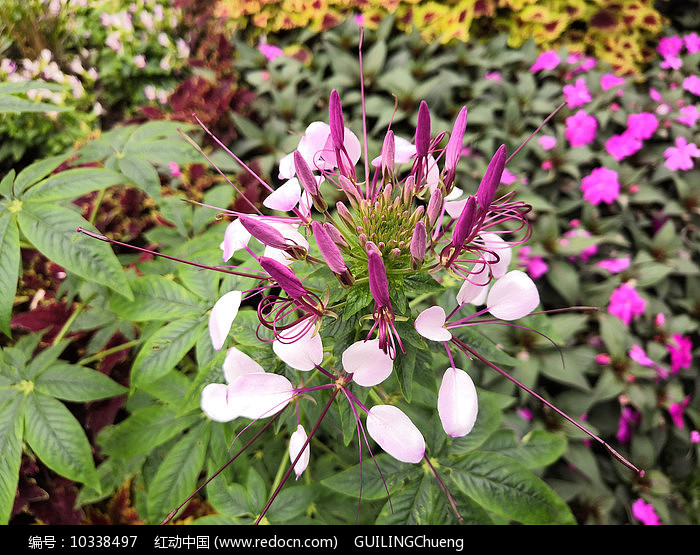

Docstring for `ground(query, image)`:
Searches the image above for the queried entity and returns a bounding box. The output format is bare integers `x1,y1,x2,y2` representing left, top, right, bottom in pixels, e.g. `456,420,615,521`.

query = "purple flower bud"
381,129,395,175
312,221,347,274
294,150,319,196
415,101,431,158
336,201,355,228
445,106,467,174
338,175,362,204
477,144,507,210
238,215,288,250
452,195,477,248
411,221,427,269
427,189,443,227
366,244,391,308
329,89,345,151
322,222,348,247
259,256,308,300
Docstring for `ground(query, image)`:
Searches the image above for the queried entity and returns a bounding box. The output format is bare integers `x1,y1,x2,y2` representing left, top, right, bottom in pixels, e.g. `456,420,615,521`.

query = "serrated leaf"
130,317,206,387
205,463,250,519
22,168,125,202
17,204,133,300
33,362,127,402
375,472,441,525
0,212,19,337
266,485,316,524
320,454,414,500
110,275,206,321
488,429,567,469
0,395,24,524
449,451,575,524
13,153,72,197
24,392,100,491
146,421,210,523
118,156,162,199
98,405,200,460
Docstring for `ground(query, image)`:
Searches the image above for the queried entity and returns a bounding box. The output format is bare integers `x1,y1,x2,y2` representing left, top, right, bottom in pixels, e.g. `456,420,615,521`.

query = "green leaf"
0,212,19,337
98,405,200,460
266,485,316,524
33,363,127,402
118,156,162,199
17,204,133,300
21,168,125,202
205,463,250,519
130,317,206,387
375,472,441,525
449,451,575,524
146,421,210,523
488,429,567,469
321,454,414,500
0,94,70,113
24,392,100,491
0,395,24,525
109,275,206,321
13,153,72,197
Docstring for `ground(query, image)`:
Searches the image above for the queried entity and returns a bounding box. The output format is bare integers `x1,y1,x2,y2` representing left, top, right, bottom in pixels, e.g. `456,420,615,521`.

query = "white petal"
342,339,393,387
223,347,265,383
273,322,324,371
414,306,452,342
487,270,539,320
438,367,478,437
480,233,512,278
278,151,295,180
201,383,238,422
220,219,251,261
226,373,295,420
456,262,491,306
263,178,302,212
209,290,242,350
289,424,310,479
366,405,425,464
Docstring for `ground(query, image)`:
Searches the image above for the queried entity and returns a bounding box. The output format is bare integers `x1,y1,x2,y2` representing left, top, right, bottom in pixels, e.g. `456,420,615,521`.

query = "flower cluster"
200,88,541,477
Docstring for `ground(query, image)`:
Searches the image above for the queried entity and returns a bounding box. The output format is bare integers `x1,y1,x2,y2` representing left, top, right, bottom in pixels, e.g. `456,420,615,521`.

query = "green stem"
52,295,95,346
77,339,140,366
89,188,107,226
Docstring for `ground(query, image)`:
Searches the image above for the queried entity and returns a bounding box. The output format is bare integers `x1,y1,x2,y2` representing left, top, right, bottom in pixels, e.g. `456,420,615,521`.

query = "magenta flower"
658,36,683,58
580,167,620,205
684,32,700,54
563,77,592,109
691,430,700,443
632,499,662,525
677,105,699,127
600,73,625,91
538,135,557,150
683,75,700,97
605,132,642,160
530,49,560,72
617,407,641,443
258,42,284,61
565,110,597,147
596,257,630,273
608,283,645,325
626,112,658,140
664,136,700,171
518,246,548,279
669,396,691,429
667,334,692,373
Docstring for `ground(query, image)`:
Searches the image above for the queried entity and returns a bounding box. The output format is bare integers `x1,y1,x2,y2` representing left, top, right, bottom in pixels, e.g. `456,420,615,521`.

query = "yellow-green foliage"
217,0,667,73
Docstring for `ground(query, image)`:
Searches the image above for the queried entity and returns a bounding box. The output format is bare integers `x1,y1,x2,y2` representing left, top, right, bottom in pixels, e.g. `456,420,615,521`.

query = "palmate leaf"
23,392,100,492
0,394,24,525
0,212,19,337
146,421,210,524
33,362,127,402
17,203,133,300
21,168,125,202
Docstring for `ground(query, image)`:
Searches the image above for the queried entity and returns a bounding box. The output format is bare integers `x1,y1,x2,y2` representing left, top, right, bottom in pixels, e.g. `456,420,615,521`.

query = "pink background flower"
581,167,620,205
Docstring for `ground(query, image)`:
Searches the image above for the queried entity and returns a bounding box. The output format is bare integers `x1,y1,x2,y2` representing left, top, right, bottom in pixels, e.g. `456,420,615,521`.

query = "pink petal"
220,219,251,261
223,347,265,383
263,178,301,212
209,290,242,350
273,322,324,371
226,373,295,420
366,405,425,464
456,262,491,306
201,383,238,422
480,233,512,278
342,339,393,387
289,424,310,479
487,271,539,320
438,367,478,437
414,306,452,342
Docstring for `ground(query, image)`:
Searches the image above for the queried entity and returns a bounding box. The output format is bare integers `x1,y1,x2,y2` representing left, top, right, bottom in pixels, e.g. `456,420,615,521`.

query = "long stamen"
451,336,644,477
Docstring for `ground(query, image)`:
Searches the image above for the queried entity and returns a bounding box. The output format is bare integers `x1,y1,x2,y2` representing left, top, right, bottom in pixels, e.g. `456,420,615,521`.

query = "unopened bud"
411,221,427,269
427,189,443,227
477,144,506,210
239,215,288,250
415,100,431,158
